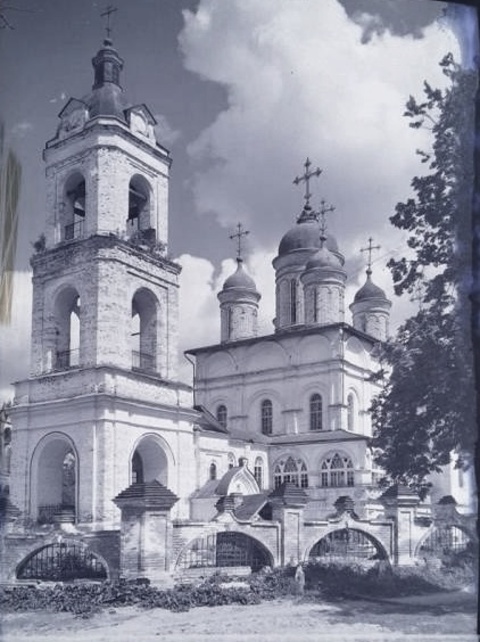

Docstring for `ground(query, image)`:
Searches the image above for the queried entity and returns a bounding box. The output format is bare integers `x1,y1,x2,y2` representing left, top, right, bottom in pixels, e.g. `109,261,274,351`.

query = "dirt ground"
1,591,477,642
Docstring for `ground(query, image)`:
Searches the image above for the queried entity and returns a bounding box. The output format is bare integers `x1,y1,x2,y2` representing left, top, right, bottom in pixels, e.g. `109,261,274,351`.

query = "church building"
0,37,475,584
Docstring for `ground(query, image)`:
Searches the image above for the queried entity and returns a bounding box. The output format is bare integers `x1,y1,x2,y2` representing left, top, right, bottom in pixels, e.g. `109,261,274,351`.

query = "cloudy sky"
0,0,476,398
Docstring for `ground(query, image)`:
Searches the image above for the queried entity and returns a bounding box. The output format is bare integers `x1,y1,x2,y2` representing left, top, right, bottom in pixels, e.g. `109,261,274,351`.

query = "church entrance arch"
308,528,387,564
176,531,273,572
16,542,108,582
31,433,78,525
130,435,169,485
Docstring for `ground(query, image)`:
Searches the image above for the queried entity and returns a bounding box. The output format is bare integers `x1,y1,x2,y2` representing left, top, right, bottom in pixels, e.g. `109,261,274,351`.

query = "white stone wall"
191,327,383,494
8,392,198,528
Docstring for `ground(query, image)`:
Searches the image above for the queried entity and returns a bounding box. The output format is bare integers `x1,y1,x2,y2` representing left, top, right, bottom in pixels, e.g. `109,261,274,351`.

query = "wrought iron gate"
17,543,107,581
309,528,385,562
176,531,272,571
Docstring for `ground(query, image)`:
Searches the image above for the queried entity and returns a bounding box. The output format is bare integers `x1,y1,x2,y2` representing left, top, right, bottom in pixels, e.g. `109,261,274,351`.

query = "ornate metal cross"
318,198,335,238
293,157,322,209
361,237,381,274
101,5,117,39
229,223,250,260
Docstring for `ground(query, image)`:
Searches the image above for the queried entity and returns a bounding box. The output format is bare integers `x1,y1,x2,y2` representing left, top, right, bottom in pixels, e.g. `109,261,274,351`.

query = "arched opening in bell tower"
131,288,158,373
127,175,152,237
63,172,86,241
130,436,168,486
32,433,78,524
54,286,81,370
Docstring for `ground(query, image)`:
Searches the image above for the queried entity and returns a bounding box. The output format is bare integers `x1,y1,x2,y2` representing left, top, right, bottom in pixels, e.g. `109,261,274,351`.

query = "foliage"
302,560,474,599
1,562,473,618
0,571,293,618
371,54,477,488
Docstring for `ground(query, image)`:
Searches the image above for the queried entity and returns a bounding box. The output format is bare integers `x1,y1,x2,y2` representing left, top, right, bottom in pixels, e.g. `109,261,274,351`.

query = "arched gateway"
16,542,108,581
176,531,273,572
308,528,387,563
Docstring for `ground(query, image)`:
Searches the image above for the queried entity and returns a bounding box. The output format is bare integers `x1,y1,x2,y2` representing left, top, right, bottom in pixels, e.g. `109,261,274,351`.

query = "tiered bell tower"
9,38,195,531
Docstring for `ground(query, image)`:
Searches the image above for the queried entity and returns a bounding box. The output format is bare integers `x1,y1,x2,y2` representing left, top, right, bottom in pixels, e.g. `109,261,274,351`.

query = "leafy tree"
371,54,477,493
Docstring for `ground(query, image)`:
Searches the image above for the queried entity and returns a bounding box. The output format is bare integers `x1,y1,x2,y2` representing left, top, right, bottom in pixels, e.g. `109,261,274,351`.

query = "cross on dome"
318,198,335,245
360,237,380,276
229,222,250,261
293,157,322,212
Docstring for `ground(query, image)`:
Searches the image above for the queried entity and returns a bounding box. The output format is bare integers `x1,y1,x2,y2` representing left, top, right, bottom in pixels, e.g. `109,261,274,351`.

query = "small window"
261,399,273,435
310,394,323,431
347,393,355,432
227,453,235,470
216,405,227,428
290,279,297,324
254,457,264,488
209,462,217,481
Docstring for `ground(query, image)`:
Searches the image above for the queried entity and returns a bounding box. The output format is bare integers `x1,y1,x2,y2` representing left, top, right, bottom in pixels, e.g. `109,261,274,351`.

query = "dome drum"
272,248,319,272
218,289,261,306
300,265,347,287
349,297,392,315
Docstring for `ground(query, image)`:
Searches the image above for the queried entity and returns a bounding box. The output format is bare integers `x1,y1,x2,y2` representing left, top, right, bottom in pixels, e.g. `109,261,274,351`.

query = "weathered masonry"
1,36,476,585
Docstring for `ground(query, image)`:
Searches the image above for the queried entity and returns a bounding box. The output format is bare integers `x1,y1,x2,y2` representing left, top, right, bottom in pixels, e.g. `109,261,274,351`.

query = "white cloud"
11,122,33,138
154,113,181,146
179,0,461,256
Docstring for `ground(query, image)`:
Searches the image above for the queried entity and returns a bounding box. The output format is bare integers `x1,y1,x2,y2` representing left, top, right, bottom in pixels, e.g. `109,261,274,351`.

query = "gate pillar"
114,481,178,584
269,482,308,566
379,484,421,565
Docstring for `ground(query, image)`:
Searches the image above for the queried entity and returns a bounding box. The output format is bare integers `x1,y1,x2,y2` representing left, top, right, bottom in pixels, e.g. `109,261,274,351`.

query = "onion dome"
82,39,128,121
222,258,258,291
218,258,261,342
354,273,388,302
278,205,343,263
279,220,340,256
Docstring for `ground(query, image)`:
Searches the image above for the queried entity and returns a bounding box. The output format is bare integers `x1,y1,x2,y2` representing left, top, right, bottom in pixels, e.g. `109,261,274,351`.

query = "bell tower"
9,37,195,532
33,37,174,378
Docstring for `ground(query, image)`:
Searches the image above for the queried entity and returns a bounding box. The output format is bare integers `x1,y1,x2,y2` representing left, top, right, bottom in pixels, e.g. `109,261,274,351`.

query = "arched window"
64,173,86,241
209,462,217,481
260,399,273,435
227,452,235,469
127,175,151,235
254,457,264,488
216,404,227,428
54,287,81,370
310,393,323,431
347,393,355,432
131,288,158,373
273,456,308,489
320,452,354,488
290,279,297,324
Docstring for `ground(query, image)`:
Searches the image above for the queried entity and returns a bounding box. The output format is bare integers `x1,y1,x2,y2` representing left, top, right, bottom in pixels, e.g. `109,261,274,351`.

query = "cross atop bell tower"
101,5,117,40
